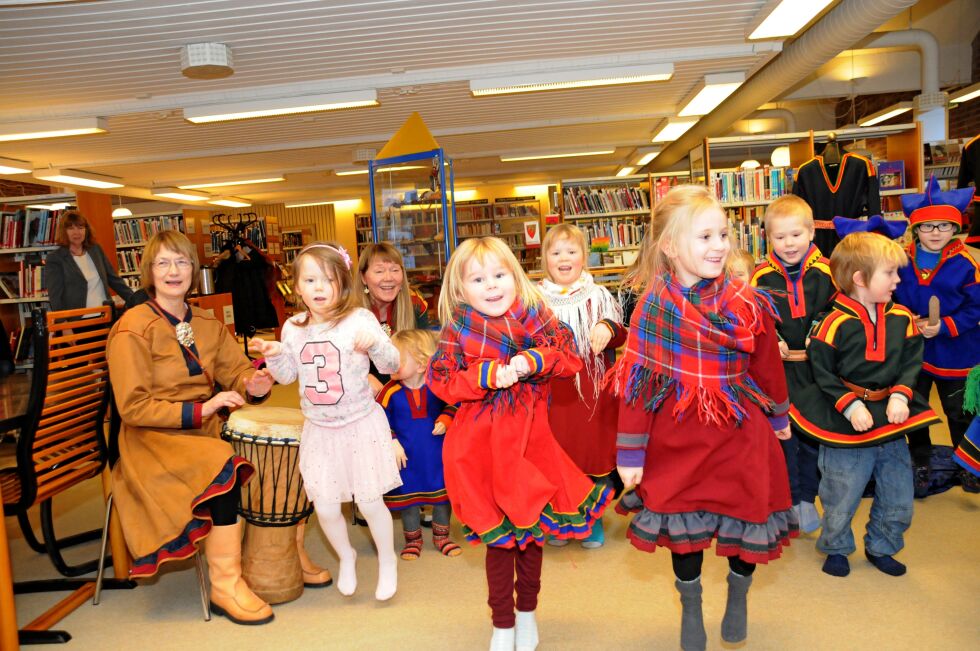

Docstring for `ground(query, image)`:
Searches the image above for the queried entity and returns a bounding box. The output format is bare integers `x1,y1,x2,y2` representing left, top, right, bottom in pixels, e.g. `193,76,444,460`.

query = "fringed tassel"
964,365,980,415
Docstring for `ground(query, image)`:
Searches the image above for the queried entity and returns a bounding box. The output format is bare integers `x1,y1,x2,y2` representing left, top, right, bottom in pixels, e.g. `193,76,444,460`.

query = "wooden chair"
0,305,134,644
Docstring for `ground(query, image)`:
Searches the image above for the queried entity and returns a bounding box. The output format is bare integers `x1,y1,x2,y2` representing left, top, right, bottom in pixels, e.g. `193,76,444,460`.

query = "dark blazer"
44,244,134,311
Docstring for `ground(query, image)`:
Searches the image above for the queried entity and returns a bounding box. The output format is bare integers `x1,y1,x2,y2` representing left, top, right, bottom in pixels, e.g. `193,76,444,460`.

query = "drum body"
222,406,312,604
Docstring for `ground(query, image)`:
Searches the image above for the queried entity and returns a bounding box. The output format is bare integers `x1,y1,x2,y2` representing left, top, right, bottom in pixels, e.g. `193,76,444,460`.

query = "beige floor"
6,385,980,650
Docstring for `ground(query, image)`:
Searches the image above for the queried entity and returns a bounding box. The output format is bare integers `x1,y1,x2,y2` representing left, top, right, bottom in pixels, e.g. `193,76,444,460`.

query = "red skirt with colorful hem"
129,456,253,578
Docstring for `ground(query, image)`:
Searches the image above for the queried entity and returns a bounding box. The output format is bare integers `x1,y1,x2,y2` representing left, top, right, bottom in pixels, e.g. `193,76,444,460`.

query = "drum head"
226,405,305,442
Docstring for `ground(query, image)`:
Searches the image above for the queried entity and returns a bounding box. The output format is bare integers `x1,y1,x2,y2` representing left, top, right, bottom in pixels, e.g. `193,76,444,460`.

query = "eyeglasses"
916,222,955,233
152,258,193,271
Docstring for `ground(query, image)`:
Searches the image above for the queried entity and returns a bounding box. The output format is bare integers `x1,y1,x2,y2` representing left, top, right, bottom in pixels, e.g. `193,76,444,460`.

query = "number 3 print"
300,341,344,405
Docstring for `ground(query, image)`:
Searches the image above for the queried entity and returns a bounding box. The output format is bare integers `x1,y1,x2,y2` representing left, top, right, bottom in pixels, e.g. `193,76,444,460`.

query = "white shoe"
490,626,515,651
516,610,539,651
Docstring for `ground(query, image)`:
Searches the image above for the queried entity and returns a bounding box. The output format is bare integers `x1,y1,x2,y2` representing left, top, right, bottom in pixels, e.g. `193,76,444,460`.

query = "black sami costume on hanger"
957,134,980,248
793,152,881,254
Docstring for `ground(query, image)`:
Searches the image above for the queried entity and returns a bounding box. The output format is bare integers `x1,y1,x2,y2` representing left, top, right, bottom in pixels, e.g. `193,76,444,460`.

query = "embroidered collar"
904,238,965,284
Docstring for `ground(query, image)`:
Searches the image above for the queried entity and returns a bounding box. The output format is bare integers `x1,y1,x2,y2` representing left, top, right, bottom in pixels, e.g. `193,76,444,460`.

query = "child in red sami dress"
610,185,797,651
427,236,611,651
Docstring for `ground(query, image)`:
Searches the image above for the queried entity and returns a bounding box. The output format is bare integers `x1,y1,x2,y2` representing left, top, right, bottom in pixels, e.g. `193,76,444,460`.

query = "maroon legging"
485,544,543,628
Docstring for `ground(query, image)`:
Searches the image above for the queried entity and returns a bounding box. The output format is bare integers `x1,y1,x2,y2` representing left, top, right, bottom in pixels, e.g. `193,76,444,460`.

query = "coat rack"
210,212,267,251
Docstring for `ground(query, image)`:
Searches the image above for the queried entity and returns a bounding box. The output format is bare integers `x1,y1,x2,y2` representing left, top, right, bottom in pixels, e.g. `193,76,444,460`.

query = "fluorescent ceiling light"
500,150,615,162
207,196,252,208
616,166,637,177
859,102,913,127
285,199,358,208
0,156,31,174
184,90,378,123
678,72,745,116
515,185,548,195
151,186,211,202
179,176,284,189
470,63,673,96
651,118,699,143
27,202,72,210
748,0,834,40
0,117,108,142
32,167,123,189
950,81,980,104
335,165,425,176
634,148,661,166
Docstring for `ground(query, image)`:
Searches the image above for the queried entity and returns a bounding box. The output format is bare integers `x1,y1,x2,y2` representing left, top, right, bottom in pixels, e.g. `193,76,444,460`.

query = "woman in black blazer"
44,210,134,311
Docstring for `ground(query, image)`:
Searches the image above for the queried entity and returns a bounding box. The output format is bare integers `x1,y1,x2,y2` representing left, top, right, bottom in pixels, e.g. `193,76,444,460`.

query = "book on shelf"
116,249,143,274
563,185,649,216
711,166,789,204
726,206,768,261
877,161,905,190
114,214,184,245
653,176,685,203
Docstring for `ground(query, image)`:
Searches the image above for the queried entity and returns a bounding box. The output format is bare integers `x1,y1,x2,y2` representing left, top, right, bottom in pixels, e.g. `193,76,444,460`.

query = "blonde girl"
726,248,757,283
427,237,611,651
538,224,626,549
609,186,796,651
249,242,402,601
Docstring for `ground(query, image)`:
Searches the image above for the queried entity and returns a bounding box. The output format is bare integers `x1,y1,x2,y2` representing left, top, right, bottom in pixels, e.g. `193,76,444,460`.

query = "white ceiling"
0,0,973,205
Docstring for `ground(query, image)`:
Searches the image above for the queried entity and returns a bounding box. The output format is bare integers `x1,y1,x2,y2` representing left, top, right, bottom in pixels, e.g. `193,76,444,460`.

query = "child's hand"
618,466,644,491
774,425,792,440
244,368,274,397
778,340,790,359
248,338,282,358
510,355,530,378
495,364,519,388
589,323,613,353
886,396,910,424
353,331,376,352
848,403,874,432
202,390,245,418
917,321,940,339
392,440,408,469
432,421,447,435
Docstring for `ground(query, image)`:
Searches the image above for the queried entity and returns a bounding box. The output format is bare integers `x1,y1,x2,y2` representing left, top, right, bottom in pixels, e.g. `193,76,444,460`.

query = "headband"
300,243,352,270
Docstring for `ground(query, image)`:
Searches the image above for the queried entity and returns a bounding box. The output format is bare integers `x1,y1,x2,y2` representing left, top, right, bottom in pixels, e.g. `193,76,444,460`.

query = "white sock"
515,610,538,650
357,498,398,601
315,504,357,596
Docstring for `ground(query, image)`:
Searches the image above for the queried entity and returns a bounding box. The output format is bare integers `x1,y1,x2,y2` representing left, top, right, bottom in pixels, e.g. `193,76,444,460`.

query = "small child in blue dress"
379,329,462,560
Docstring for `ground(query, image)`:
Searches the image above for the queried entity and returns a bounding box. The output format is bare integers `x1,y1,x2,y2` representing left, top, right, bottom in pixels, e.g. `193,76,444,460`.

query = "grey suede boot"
674,578,707,651
721,571,753,643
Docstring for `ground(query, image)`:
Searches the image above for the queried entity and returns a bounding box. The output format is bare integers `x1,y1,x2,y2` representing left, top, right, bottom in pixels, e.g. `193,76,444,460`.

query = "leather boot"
295,521,333,587
205,521,274,625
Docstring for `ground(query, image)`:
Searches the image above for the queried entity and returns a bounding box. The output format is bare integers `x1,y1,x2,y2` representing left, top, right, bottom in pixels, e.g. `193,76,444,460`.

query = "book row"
711,166,790,205
0,208,61,248
563,185,650,216
114,215,184,245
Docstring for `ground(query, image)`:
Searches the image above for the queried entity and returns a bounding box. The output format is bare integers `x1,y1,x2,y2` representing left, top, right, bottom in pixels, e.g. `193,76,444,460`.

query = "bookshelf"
355,213,374,260
113,211,185,290
0,194,74,368
453,200,494,241
689,123,925,260
281,226,313,265
491,198,542,270
558,175,652,270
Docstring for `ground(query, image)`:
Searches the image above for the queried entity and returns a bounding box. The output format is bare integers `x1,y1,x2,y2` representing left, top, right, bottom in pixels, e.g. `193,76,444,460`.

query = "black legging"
671,550,756,582
203,484,241,526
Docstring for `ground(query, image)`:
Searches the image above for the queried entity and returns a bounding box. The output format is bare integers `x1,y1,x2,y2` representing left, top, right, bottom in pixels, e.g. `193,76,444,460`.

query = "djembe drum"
222,406,313,604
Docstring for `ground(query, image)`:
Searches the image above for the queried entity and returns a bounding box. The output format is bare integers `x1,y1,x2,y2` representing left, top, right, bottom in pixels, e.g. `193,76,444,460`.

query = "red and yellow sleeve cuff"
890,385,913,400
835,392,859,414
478,361,498,389
942,316,958,337
517,348,545,376
435,414,453,431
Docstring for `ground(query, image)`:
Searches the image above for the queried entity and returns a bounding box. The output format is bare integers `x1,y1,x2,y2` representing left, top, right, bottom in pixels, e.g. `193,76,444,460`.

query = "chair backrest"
9,305,114,511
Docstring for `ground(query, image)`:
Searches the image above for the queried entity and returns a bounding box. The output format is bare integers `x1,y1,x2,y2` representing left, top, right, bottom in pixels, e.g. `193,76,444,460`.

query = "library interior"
1,1,978,650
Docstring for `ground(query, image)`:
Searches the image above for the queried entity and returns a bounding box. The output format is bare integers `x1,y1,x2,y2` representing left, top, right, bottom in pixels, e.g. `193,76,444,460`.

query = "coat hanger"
822,132,842,166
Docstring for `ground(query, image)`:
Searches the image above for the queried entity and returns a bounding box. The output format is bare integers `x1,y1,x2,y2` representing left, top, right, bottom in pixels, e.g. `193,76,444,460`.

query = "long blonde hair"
292,242,359,326
622,184,724,291
438,237,543,325
353,242,415,333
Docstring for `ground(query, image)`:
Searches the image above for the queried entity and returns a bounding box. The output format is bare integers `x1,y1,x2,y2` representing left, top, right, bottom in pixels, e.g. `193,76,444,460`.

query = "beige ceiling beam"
0,43,779,122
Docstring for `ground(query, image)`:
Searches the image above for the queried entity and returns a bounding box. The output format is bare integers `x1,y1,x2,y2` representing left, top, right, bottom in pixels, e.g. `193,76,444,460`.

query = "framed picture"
877,160,905,190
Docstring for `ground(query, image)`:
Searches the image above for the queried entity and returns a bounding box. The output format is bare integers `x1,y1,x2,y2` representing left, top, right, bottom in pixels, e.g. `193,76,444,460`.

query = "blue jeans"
781,428,821,504
817,439,913,557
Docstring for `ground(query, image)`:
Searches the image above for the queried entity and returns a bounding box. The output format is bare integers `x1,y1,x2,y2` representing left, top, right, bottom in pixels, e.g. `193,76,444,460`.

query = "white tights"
315,498,397,601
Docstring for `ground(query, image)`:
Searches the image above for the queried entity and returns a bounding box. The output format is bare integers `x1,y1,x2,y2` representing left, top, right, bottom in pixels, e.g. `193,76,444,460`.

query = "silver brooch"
176,322,195,348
